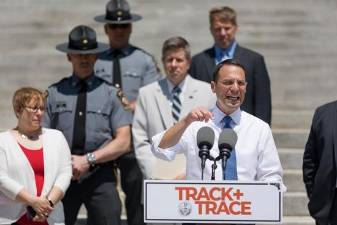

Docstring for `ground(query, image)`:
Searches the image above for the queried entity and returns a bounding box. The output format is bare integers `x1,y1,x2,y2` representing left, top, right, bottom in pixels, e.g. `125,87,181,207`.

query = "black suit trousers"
316,189,337,225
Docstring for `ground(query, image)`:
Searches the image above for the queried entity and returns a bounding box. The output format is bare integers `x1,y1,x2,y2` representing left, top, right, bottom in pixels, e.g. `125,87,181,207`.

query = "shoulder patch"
116,88,132,111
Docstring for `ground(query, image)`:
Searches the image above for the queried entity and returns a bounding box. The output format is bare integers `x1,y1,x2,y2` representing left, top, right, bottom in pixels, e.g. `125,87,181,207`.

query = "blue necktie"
222,50,230,61
222,116,238,180
216,50,230,65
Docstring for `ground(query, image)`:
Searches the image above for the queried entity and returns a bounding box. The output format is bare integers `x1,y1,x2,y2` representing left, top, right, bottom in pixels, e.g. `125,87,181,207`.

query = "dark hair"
162,36,191,61
212,59,246,82
209,6,237,26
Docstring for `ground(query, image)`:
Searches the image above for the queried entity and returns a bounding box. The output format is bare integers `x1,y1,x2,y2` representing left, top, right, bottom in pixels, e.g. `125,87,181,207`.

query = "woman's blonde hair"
12,87,47,117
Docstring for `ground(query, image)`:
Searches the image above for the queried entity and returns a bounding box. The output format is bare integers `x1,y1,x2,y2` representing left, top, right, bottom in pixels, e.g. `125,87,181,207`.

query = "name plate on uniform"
144,180,282,224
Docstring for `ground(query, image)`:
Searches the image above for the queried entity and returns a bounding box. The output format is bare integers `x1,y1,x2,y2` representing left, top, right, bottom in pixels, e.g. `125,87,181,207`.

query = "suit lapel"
233,44,243,59
333,103,337,170
154,79,173,129
181,76,197,117
205,48,216,81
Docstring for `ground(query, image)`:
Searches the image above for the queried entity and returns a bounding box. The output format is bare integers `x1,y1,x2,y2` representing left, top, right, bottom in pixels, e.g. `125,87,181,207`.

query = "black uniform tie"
112,49,123,89
72,80,87,154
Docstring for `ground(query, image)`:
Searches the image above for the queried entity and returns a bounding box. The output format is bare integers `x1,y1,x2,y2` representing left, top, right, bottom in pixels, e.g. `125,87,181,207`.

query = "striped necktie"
172,86,182,123
222,115,238,180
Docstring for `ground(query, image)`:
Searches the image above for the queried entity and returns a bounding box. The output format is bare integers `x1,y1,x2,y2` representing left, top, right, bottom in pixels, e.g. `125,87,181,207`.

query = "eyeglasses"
24,106,45,113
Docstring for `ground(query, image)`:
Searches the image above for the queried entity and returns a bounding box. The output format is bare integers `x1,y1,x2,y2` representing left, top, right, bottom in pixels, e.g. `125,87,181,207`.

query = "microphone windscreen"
197,126,215,149
218,128,238,150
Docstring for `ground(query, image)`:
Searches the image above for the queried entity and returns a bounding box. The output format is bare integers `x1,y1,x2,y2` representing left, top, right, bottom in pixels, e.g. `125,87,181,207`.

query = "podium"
144,180,283,224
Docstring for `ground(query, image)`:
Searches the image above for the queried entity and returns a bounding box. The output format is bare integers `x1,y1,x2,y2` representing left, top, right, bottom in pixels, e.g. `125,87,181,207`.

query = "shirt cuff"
150,131,177,161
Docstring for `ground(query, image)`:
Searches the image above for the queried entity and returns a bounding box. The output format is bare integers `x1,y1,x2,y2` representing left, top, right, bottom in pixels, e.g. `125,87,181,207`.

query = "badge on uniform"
56,101,67,108
116,89,131,111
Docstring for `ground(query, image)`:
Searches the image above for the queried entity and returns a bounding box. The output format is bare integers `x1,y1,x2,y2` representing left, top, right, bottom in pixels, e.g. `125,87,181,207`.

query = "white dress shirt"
151,106,285,190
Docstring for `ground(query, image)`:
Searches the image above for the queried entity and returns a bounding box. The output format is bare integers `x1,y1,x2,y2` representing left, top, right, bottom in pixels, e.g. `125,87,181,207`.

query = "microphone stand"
204,152,231,180
200,152,207,180
217,152,230,180
221,156,227,180
211,157,217,180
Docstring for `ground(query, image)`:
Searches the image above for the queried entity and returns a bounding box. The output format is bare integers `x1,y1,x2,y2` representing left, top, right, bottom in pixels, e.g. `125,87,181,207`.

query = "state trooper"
94,1,162,224
43,25,132,225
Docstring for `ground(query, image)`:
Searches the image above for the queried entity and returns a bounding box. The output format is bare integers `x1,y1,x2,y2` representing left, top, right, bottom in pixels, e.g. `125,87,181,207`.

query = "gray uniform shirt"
43,74,133,154
94,45,162,102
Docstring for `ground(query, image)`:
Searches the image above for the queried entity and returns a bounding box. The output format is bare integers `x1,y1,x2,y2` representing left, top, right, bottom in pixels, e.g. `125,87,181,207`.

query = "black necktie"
172,86,182,123
113,49,123,89
72,80,87,154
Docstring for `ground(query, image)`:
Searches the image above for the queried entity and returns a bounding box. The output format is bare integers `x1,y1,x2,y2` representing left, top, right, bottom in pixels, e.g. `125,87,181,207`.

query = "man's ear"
211,81,216,93
67,53,71,62
104,24,109,34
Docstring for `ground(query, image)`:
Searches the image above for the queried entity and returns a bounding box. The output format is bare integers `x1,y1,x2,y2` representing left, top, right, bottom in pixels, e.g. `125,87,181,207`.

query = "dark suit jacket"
303,101,337,224
189,45,271,124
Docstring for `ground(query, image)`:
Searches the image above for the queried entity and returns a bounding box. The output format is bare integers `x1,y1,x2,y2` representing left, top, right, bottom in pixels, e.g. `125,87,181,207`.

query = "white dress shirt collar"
212,105,241,127
167,75,188,94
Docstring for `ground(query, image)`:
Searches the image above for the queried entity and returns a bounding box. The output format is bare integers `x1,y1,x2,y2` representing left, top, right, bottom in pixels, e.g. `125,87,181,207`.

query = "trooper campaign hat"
56,25,109,54
94,0,142,24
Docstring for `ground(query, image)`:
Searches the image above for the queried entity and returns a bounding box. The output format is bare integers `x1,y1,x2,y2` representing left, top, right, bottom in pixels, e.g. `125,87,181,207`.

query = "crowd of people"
1,0,334,225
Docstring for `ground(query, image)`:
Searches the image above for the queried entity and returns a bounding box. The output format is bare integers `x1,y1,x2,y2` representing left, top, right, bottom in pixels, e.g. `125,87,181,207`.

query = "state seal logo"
178,201,192,216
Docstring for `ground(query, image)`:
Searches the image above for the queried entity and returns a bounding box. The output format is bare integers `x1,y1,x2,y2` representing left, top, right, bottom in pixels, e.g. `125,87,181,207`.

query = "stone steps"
284,170,304,192
279,149,303,170
273,129,308,149
272,110,313,129
284,192,309,216
2,0,337,224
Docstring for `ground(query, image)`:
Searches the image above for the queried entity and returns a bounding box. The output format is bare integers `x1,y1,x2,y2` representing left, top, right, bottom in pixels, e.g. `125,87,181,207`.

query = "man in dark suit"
303,101,337,225
189,6,271,124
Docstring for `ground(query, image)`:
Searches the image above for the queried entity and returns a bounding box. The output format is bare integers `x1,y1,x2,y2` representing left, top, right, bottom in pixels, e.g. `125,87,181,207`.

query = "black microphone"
197,127,215,176
218,128,238,178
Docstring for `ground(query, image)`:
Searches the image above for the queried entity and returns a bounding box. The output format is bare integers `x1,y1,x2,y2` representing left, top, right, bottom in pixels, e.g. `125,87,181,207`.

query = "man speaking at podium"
151,59,285,188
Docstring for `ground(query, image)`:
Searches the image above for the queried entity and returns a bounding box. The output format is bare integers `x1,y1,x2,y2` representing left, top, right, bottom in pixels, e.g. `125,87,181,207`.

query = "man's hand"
129,100,136,112
158,107,213,149
71,155,90,180
185,107,213,124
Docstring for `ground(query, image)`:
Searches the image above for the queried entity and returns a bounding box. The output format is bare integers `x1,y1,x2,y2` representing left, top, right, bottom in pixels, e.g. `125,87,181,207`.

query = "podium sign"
144,180,282,224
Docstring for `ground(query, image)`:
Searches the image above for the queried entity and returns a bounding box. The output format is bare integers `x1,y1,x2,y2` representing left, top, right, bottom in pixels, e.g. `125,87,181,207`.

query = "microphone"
218,128,238,178
197,127,215,174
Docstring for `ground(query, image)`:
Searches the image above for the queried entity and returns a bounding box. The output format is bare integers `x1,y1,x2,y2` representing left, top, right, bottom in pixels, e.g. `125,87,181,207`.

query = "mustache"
79,62,91,67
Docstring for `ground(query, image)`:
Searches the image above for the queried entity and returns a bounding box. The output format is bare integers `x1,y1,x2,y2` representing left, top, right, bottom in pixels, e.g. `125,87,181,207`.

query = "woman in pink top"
0,87,72,225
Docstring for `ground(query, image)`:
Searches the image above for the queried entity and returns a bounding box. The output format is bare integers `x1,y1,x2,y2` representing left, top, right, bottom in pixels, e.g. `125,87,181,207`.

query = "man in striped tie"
133,36,216,183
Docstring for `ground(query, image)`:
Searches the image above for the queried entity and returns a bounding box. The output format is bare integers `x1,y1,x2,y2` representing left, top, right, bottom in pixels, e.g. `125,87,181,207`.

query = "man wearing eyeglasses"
94,1,162,225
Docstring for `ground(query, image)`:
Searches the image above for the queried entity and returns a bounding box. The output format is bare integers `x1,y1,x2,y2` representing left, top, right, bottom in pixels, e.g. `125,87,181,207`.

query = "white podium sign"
144,180,282,224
